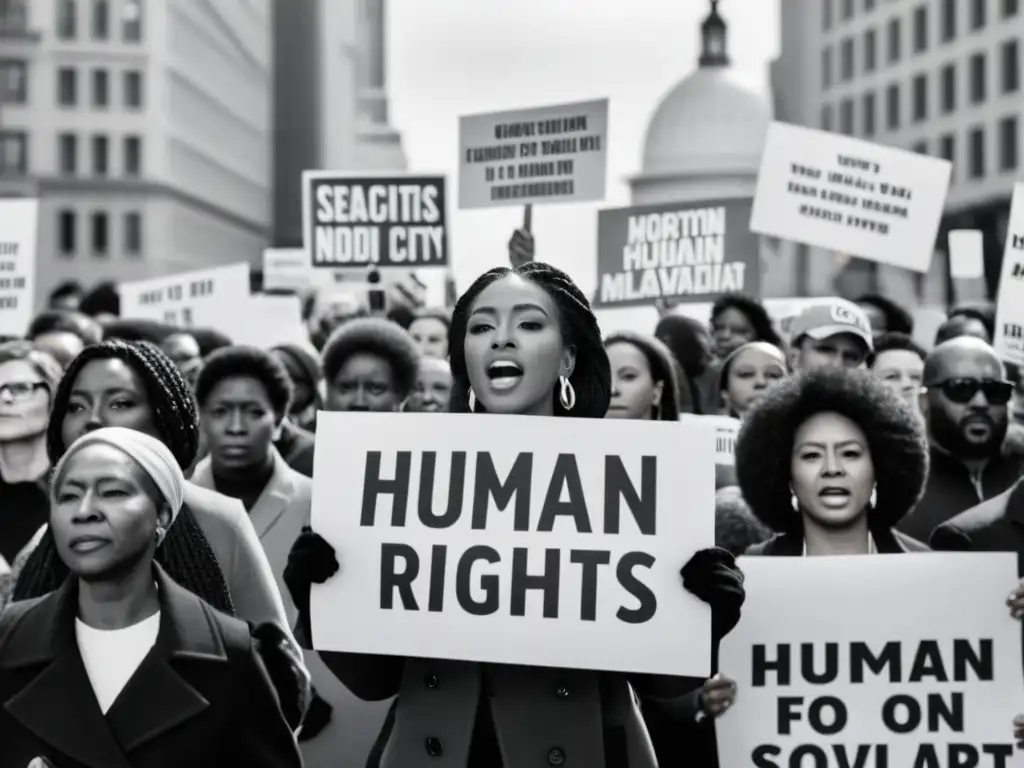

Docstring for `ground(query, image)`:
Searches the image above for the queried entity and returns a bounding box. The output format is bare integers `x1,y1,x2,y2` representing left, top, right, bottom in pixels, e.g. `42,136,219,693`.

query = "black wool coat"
0,564,302,768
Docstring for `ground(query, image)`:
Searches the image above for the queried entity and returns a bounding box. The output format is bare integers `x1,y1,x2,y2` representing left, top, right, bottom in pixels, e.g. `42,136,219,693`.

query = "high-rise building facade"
0,0,274,309
773,0,1024,302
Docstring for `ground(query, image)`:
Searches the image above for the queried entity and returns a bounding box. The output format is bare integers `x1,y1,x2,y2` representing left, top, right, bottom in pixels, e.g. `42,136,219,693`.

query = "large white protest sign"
750,123,951,273
0,199,38,337
993,184,1024,365
221,295,307,349
302,172,448,268
679,414,739,467
459,98,609,209
717,554,1024,768
118,263,251,328
310,412,716,677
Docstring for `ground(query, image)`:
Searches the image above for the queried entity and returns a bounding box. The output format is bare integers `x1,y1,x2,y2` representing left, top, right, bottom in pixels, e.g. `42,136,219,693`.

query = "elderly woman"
321,317,421,413
0,427,302,767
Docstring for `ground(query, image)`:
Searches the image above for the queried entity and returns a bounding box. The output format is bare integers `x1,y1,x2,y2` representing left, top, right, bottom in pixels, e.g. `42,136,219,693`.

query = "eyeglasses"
922,378,1015,405
0,381,47,402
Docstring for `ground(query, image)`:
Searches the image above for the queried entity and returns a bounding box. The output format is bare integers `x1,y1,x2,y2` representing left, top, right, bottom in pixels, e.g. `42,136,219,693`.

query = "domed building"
631,1,772,207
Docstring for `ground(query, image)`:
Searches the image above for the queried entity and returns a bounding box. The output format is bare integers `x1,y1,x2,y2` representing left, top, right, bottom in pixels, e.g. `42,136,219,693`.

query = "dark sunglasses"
923,378,1015,405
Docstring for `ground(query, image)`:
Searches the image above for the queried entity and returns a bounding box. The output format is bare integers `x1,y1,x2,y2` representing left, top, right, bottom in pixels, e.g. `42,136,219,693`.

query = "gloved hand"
508,228,534,268
251,620,312,732
680,547,745,640
298,689,334,742
284,527,339,645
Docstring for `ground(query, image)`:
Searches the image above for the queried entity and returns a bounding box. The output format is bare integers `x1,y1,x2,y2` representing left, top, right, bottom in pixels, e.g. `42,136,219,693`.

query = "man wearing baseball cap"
789,299,874,372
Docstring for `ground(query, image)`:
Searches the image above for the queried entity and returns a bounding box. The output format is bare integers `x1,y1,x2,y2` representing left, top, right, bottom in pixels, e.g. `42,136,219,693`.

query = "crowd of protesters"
0,231,1023,767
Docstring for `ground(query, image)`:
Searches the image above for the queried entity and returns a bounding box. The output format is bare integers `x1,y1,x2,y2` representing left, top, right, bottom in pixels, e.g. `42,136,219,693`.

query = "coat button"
548,747,566,765
425,736,444,756
424,674,439,689
554,684,570,699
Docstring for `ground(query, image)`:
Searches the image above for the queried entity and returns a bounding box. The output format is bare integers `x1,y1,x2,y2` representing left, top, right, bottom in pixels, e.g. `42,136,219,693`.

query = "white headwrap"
50,427,185,525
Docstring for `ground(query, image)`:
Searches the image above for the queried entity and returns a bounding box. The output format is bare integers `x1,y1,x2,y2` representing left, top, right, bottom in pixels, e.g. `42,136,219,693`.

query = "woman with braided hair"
285,252,747,767
10,342,304,691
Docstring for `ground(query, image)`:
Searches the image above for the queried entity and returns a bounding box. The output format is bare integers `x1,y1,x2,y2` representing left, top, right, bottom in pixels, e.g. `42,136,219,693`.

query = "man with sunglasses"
897,337,1021,543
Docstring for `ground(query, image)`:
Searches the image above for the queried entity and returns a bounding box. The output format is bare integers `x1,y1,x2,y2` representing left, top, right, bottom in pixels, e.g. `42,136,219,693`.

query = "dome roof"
640,67,772,177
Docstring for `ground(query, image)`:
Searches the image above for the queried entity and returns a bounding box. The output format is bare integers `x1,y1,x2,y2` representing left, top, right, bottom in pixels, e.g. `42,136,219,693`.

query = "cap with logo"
788,299,874,352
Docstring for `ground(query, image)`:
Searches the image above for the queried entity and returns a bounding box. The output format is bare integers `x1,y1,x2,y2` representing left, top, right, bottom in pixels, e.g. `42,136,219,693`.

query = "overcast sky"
387,0,779,327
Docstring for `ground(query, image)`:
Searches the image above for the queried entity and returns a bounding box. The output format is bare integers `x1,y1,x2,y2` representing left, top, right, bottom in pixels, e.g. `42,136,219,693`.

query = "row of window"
824,0,1019,32
57,210,143,257
821,106,1018,180
56,66,144,109
56,0,144,43
825,51,1019,131
823,26,1020,91
0,131,142,176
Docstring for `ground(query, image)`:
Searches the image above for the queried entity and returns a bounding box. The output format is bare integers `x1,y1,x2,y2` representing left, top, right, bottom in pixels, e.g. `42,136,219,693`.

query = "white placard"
0,199,38,337
679,414,740,467
993,183,1024,365
750,123,952,273
458,98,609,209
717,554,1024,767
222,295,307,349
118,263,251,329
263,248,317,292
310,412,716,677
949,230,986,280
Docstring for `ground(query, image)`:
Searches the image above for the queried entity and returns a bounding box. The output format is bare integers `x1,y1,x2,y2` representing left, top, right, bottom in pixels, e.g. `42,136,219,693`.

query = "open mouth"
818,487,851,506
69,536,110,553
487,361,524,391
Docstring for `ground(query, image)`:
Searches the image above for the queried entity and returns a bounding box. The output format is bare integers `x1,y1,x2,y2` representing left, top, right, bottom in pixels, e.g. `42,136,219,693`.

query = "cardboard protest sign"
750,122,951,273
948,230,985,280
459,98,609,209
717,554,1024,767
302,172,447,269
594,199,759,308
310,412,716,677
679,414,739,467
0,199,38,337
221,295,307,349
993,184,1024,365
118,263,251,328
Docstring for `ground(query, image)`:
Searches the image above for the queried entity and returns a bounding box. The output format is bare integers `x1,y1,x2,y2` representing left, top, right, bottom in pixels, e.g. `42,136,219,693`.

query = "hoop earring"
155,526,167,547
868,484,878,509
789,486,799,512
559,375,576,411
468,387,477,413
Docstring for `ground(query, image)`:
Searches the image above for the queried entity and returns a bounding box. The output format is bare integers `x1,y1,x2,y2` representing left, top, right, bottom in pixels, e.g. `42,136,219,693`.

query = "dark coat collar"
1,563,229,768
754,525,915,556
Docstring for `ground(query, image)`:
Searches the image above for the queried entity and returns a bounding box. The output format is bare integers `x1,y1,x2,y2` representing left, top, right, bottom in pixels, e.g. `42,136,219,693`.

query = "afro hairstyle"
321,317,421,399
735,367,928,533
856,294,914,335
604,331,681,421
78,281,121,318
194,345,294,421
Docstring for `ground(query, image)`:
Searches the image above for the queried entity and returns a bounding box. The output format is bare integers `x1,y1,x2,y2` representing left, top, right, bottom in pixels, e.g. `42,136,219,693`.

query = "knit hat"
51,427,185,523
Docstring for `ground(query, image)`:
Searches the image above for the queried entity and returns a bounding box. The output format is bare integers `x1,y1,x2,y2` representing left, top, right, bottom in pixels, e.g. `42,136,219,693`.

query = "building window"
865,0,875,10
821,104,833,131
918,76,936,117
91,134,108,176
123,70,142,107
970,53,987,103
1002,40,1020,93
124,212,142,255
1000,116,1018,170
887,17,901,63
840,98,854,134
822,48,833,89
57,67,77,106
823,0,833,30
969,126,986,178
912,140,928,154
913,5,928,52
0,131,27,175
972,0,987,29
940,64,956,113
58,133,78,175
841,38,854,80
91,0,108,39
0,59,27,104
842,0,854,19
91,69,108,108
862,91,876,136
123,135,141,176
0,0,28,29
57,0,77,39
1005,0,1020,17
58,210,76,256
122,0,142,42
91,212,109,256
886,83,900,129
940,133,955,164
941,0,957,41
864,28,877,72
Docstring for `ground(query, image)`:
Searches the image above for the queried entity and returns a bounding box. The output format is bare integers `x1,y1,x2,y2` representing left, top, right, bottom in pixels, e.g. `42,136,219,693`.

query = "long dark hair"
13,341,234,614
448,262,611,418
604,331,681,421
